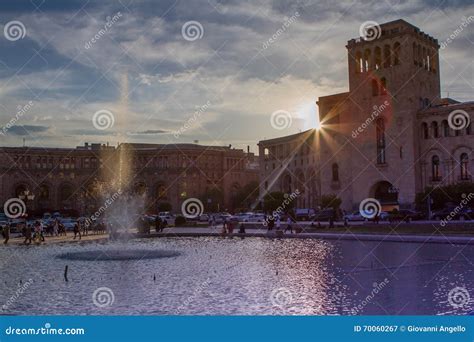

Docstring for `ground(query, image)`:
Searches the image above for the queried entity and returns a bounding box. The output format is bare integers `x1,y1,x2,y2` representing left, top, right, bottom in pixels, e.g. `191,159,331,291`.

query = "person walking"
23,224,32,245
2,224,10,244
73,221,81,240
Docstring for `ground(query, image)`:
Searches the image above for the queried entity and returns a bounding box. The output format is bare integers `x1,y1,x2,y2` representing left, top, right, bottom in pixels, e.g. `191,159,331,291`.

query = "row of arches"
355,42,401,73
279,170,319,208
421,120,472,139
425,149,472,184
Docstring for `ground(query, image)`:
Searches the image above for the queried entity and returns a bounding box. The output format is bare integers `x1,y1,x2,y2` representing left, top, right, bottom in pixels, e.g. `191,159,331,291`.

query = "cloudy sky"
0,0,472,152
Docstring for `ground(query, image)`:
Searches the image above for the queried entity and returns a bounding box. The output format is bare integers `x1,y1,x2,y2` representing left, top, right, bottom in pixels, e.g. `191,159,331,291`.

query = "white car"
343,211,367,222
248,214,265,222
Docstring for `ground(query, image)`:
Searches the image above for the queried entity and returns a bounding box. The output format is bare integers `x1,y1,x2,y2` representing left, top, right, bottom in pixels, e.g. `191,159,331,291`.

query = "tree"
199,187,223,212
263,191,296,214
321,194,342,211
157,202,172,212
415,183,474,211
231,181,260,210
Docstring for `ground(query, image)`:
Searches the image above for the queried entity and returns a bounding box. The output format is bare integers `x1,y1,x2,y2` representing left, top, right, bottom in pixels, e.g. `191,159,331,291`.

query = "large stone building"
0,142,258,215
259,19,473,211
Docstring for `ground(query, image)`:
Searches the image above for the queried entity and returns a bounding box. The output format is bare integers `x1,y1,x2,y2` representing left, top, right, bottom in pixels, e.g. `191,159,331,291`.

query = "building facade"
259,19,473,211
0,142,258,215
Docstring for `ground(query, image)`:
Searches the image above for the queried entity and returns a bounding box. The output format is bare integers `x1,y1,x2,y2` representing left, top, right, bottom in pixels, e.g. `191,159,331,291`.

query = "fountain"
58,71,180,261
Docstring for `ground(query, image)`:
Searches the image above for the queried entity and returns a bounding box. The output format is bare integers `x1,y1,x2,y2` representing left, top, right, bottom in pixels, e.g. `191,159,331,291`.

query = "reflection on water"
0,237,472,315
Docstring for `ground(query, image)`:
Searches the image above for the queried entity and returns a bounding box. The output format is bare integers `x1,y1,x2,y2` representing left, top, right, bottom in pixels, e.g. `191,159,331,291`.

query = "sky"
0,0,472,153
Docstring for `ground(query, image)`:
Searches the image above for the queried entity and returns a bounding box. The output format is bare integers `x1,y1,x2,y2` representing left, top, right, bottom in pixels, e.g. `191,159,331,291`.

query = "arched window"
380,77,387,95
374,46,382,70
413,42,417,65
332,163,339,182
467,123,472,135
355,51,363,73
431,121,439,138
372,79,379,96
431,155,441,181
393,42,401,65
422,46,426,69
383,44,391,67
422,122,429,139
442,120,450,137
376,118,386,164
364,49,371,72
461,153,469,180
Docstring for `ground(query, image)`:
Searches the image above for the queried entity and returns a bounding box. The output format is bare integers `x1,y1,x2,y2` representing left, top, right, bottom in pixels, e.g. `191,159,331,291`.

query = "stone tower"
319,19,441,209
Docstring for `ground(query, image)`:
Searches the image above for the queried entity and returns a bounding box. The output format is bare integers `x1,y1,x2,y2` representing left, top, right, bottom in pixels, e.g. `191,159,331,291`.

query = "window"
431,155,440,181
372,79,379,96
376,118,386,164
364,49,371,72
422,122,429,139
374,46,381,70
332,163,339,182
355,51,363,73
467,123,472,135
393,42,400,65
442,120,450,137
431,121,439,138
380,77,387,95
413,42,417,65
383,45,391,67
461,153,469,180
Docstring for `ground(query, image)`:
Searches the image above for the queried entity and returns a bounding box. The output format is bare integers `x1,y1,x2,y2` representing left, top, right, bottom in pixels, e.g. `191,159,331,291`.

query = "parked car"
343,211,367,222
388,209,424,222
60,218,76,230
312,208,335,221
199,214,210,222
248,213,265,222
295,208,315,221
431,207,474,221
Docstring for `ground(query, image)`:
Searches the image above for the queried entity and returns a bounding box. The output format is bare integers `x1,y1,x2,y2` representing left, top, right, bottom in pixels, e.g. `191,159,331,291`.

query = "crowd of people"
1,218,108,245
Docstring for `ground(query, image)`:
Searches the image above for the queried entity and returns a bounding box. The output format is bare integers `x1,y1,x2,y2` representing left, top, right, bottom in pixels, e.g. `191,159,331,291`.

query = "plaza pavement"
3,222,474,246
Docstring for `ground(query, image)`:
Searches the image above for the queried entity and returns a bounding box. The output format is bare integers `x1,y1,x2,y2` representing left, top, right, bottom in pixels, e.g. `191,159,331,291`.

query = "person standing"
276,217,281,231
53,219,59,236
285,217,293,234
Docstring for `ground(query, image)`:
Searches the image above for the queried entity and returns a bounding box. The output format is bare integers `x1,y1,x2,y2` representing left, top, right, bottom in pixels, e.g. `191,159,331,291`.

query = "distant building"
0,142,258,215
259,19,474,211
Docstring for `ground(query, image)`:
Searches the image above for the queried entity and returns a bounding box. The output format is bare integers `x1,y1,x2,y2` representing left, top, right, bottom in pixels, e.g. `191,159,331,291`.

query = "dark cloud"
6,125,49,136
